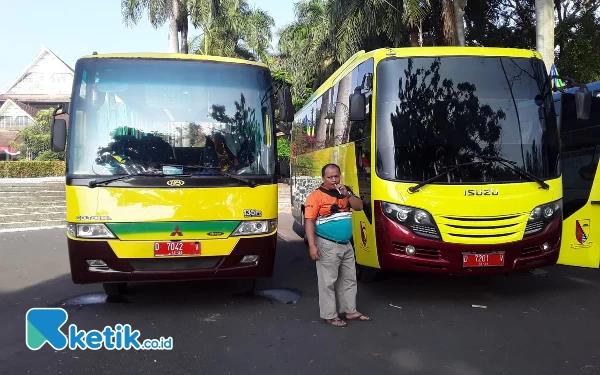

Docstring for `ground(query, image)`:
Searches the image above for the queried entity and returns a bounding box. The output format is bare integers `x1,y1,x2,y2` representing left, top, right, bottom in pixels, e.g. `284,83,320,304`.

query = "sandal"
341,313,372,322
323,317,347,327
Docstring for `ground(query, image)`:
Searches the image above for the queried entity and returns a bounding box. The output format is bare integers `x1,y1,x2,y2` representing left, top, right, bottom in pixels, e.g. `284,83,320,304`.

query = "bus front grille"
436,214,527,242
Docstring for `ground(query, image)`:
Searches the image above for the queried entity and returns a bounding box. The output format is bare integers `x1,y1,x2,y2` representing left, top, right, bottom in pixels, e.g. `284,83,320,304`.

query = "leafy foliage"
9,108,65,161
277,137,291,158
0,161,65,178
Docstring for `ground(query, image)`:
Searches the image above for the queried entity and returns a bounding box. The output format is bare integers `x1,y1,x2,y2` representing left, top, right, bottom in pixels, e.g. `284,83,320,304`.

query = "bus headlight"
525,199,562,236
67,223,116,239
231,220,277,236
381,202,440,240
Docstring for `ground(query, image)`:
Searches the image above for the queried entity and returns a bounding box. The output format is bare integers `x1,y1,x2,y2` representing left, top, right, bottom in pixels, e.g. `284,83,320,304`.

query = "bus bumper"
67,234,277,284
374,205,562,275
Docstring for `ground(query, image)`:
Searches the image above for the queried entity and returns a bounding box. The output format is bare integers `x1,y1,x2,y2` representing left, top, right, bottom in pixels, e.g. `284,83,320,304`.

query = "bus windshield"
67,58,275,177
375,56,560,184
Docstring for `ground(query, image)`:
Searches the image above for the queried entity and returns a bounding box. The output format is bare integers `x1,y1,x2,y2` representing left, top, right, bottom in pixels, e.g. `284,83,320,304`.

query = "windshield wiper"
88,172,178,188
408,161,488,193
472,155,550,190
167,165,258,188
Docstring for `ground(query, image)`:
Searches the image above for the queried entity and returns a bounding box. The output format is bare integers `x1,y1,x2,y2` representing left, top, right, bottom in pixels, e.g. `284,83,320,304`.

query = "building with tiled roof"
0,45,73,160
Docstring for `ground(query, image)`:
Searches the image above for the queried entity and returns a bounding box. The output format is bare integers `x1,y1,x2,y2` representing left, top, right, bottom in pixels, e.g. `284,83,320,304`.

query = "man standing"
304,163,372,327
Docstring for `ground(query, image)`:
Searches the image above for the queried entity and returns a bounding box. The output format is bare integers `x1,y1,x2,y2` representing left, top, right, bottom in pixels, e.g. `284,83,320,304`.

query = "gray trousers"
315,236,358,319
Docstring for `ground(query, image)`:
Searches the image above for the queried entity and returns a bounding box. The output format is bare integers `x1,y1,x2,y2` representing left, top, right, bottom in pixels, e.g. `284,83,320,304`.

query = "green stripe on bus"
106,221,241,236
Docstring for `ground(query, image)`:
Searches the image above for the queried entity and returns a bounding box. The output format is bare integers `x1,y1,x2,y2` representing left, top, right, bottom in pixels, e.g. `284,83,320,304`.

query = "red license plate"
154,241,200,257
462,252,505,267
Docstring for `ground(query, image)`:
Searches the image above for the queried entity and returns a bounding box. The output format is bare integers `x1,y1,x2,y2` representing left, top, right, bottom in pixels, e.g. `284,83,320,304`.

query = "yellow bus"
50,52,294,296
554,80,600,268
290,47,591,280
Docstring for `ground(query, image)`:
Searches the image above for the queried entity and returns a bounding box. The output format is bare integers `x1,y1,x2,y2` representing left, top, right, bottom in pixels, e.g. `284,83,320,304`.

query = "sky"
0,0,296,93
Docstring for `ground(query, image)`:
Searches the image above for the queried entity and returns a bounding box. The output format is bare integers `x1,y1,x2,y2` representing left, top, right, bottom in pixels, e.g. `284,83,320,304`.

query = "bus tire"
356,264,378,283
102,282,127,297
234,278,257,296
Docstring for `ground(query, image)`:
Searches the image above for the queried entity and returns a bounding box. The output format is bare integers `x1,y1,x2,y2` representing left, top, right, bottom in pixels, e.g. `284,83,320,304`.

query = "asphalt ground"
1,213,599,375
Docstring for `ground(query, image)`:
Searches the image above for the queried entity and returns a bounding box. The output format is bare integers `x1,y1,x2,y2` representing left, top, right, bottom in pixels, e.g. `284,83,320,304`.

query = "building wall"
6,51,73,97
0,104,34,129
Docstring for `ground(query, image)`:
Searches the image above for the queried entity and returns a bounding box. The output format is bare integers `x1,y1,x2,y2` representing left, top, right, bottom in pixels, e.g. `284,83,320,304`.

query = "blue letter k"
26,308,68,350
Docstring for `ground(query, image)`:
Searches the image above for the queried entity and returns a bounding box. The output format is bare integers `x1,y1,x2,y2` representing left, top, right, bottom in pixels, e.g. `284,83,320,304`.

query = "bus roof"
298,46,543,115
383,46,541,59
77,53,269,69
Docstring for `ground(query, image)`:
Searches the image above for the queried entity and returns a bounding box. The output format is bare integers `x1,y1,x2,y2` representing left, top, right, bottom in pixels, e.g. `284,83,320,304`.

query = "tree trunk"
453,0,467,46
180,17,189,54
410,28,419,47
535,0,555,72
168,0,180,53
204,30,210,55
442,0,457,45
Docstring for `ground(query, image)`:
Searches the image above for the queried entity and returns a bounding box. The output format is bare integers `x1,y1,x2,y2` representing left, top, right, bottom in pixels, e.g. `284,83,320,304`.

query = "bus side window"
561,93,600,219
350,58,374,223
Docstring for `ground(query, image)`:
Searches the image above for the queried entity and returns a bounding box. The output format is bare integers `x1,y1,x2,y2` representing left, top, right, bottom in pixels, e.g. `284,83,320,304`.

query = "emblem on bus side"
464,189,499,196
243,209,262,217
167,179,185,187
571,219,593,249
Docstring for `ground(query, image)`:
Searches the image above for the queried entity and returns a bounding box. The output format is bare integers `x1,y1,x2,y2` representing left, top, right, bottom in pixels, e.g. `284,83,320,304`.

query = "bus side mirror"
277,86,295,122
51,119,67,152
349,87,366,121
575,85,592,120
579,163,597,181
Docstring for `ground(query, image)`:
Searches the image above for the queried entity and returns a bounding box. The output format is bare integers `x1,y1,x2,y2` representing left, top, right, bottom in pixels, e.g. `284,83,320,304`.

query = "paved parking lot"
1,213,599,375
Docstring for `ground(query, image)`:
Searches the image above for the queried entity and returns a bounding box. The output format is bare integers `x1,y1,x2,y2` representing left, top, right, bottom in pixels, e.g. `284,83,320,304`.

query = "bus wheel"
356,264,378,283
102,282,127,297
234,278,257,296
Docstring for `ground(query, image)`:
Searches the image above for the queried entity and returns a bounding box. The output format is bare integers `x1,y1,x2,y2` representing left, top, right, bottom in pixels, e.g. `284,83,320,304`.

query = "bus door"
557,92,600,268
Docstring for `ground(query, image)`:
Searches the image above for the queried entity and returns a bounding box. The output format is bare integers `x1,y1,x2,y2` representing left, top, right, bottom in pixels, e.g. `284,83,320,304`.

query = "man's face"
322,166,340,189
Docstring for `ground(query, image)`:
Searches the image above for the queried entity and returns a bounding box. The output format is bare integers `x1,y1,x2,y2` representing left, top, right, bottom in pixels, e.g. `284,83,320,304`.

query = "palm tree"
278,0,335,97
122,0,180,53
189,0,274,62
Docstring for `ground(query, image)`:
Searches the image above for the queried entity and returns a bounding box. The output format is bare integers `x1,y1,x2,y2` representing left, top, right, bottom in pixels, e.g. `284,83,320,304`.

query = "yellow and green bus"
50,52,294,296
290,47,591,280
554,80,600,269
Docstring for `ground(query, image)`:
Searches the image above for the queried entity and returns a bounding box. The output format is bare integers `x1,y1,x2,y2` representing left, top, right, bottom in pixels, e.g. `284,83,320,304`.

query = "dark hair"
322,163,340,176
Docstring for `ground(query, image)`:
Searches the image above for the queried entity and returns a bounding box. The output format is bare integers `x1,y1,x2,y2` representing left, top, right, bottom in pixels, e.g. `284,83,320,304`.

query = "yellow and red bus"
50,53,294,296
290,47,591,280
554,80,600,269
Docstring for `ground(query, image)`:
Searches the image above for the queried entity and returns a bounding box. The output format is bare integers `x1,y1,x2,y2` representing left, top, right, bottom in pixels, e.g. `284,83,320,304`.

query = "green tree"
189,0,274,62
10,109,65,161
277,137,291,158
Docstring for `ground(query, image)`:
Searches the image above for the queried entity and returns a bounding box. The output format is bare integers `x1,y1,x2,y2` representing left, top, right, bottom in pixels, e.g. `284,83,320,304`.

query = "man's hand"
336,184,350,197
336,184,363,211
309,244,320,261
